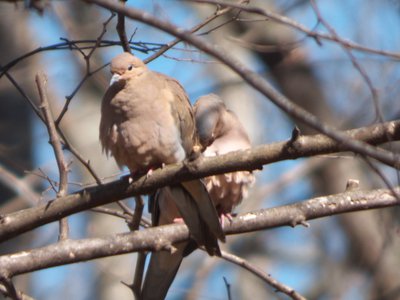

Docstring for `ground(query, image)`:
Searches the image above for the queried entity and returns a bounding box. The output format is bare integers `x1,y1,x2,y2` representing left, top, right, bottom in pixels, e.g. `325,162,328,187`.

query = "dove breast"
100,64,189,172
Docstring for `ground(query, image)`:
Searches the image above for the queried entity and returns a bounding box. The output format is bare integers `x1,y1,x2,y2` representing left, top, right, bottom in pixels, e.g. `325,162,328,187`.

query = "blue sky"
16,0,400,299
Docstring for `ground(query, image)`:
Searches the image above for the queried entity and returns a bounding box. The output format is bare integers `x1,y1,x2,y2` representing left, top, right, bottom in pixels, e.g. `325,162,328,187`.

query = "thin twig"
143,0,243,64
221,251,306,300
363,157,400,200
3,71,43,121
55,13,115,125
222,277,232,300
0,163,39,206
36,72,69,241
59,133,103,186
130,196,144,231
0,38,152,78
90,207,152,227
189,0,400,59
4,62,103,186
0,277,28,300
309,0,383,123
116,0,131,53
37,168,58,193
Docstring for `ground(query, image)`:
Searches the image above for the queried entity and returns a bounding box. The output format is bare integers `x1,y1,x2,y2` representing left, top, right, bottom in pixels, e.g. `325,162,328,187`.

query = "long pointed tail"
170,180,225,255
141,242,186,300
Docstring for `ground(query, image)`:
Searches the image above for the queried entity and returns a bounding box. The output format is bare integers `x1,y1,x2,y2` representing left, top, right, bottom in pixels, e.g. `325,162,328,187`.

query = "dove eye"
127,65,133,71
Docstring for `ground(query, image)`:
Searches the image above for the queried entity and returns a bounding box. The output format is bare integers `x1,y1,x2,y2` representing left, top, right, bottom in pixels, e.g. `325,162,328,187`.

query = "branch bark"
0,119,399,242
0,186,398,277
221,251,306,300
36,72,69,241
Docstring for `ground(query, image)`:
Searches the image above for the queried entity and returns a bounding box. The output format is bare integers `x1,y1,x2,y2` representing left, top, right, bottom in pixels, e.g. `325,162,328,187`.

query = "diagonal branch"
309,0,382,123
84,0,400,169
190,0,400,60
221,251,306,300
0,119,399,242
143,0,243,64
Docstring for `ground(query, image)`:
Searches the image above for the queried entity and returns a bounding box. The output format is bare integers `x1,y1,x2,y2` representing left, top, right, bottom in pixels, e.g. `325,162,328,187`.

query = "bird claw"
220,213,233,227
183,156,201,172
173,217,184,224
146,169,153,179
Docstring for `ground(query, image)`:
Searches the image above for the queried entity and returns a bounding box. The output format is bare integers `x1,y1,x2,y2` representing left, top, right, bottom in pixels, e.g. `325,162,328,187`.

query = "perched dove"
194,94,255,217
99,53,224,300
141,94,255,299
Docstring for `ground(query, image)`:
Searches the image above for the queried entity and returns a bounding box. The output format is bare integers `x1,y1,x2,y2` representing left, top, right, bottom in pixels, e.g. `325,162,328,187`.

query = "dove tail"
141,243,186,300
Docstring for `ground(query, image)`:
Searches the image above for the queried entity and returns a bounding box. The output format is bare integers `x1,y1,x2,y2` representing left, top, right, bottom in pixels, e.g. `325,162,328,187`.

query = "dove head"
194,94,226,148
109,52,147,86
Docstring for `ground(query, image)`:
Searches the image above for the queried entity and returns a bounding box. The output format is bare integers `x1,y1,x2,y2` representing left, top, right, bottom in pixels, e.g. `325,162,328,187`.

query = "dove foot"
173,217,185,224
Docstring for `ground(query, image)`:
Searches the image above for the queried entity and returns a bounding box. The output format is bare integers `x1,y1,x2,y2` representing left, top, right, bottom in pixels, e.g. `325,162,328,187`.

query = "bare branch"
0,39,151,78
0,119,399,242
143,0,242,64
0,163,39,206
55,12,115,125
0,277,34,300
222,276,232,300
116,0,131,53
309,0,382,123
0,186,399,277
190,0,400,60
3,64,103,187
221,251,306,300
130,196,144,231
36,72,69,240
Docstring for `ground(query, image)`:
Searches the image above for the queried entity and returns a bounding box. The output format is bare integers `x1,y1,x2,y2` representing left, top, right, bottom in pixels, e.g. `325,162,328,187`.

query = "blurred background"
1,0,400,299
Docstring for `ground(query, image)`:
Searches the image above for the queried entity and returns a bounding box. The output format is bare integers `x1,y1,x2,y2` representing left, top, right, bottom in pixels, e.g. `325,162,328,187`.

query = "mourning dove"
99,53,224,299
141,94,255,299
194,94,255,217
142,187,204,300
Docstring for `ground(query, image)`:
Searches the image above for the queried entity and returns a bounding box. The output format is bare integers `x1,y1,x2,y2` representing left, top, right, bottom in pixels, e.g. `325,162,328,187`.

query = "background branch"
221,251,306,300
35,72,69,240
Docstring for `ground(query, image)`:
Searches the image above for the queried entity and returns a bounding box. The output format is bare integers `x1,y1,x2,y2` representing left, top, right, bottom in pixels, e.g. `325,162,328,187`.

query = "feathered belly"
101,119,186,173
205,171,254,214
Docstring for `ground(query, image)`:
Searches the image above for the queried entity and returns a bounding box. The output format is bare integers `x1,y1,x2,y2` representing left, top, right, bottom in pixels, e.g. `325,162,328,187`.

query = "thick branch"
85,0,400,169
0,186,398,277
0,120,399,242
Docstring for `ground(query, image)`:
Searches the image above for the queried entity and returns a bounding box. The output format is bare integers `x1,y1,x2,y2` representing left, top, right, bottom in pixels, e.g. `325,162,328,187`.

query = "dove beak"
110,74,121,86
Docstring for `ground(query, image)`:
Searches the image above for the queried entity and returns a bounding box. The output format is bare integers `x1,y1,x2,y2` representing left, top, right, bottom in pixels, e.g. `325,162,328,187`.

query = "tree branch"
0,186,398,277
36,72,69,240
116,0,131,53
0,119,399,242
143,0,242,64
190,0,400,60
221,251,306,300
